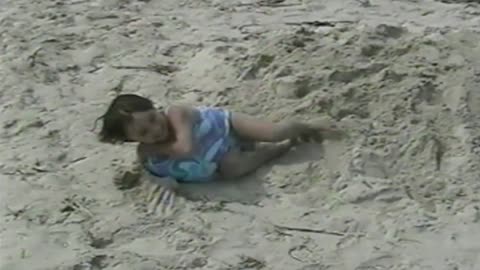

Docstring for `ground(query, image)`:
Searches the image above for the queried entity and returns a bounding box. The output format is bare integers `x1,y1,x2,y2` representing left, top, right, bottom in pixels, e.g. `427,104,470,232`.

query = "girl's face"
125,109,170,144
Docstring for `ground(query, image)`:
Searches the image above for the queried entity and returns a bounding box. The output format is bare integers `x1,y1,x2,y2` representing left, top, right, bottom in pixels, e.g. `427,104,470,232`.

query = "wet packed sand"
1,0,480,269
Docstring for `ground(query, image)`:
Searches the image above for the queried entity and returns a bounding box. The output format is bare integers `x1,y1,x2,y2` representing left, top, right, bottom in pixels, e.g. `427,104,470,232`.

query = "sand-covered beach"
1,0,480,269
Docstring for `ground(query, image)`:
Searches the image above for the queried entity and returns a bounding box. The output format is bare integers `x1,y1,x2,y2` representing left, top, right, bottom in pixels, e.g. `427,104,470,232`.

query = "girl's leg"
218,141,292,179
230,113,335,143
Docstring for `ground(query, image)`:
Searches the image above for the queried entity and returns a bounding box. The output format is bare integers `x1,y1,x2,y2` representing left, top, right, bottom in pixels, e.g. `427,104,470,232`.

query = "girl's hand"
146,184,176,215
145,175,178,215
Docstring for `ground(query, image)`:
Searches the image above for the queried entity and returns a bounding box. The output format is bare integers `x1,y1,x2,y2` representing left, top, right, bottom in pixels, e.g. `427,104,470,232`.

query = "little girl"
96,94,339,208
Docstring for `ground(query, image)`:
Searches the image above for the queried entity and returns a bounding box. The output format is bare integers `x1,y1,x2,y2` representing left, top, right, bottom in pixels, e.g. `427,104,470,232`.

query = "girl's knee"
218,162,244,179
218,153,247,179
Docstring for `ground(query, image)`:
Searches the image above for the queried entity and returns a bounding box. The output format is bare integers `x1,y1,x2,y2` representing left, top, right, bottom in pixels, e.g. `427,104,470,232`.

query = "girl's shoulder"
194,105,227,113
167,103,214,109
165,104,227,123
164,104,200,116
165,103,221,112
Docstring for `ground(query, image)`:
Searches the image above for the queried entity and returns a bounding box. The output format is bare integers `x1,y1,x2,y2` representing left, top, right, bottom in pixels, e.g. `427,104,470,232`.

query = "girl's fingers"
161,190,176,214
147,185,161,203
147,187,163,214
160,189,170,213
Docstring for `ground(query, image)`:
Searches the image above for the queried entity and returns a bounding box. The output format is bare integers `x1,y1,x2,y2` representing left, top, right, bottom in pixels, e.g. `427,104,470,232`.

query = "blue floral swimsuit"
143,106,237,182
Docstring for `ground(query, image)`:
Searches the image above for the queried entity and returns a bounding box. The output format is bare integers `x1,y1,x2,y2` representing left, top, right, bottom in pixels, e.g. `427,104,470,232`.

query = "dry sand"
1,0,480,269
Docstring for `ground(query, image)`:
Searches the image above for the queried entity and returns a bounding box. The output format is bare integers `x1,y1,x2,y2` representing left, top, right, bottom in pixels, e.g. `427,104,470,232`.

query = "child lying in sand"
96,94,339,210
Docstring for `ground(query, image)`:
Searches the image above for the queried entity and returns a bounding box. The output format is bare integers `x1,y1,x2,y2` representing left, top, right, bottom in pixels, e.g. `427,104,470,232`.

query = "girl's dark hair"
94,94,155,143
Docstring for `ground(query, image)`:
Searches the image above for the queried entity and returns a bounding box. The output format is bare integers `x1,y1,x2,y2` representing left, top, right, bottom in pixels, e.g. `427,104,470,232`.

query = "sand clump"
1,0,480,269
